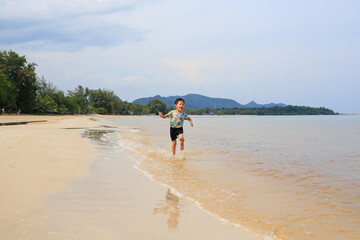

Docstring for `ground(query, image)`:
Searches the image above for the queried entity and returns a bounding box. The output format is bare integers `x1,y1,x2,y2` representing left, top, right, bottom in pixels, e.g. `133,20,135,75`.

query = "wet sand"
0,115,259,240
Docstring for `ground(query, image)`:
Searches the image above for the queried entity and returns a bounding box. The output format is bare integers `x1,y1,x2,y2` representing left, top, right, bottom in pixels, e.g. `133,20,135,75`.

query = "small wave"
131,158,265,239
118,129,281,240
129,128,141,133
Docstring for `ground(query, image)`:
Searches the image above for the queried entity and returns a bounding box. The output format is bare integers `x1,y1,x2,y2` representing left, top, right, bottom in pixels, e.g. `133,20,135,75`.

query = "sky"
1,0,359,113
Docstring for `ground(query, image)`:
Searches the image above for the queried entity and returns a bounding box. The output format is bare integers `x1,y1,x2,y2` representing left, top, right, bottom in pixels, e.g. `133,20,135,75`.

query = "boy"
159,98,193,158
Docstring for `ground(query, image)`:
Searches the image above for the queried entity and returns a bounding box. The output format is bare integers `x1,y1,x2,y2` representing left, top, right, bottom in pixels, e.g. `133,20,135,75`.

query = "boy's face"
175,101,184,112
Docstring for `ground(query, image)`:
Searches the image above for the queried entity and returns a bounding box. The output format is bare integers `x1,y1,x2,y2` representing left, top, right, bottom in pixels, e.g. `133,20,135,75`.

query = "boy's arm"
158,112,167,119
188,118,194,127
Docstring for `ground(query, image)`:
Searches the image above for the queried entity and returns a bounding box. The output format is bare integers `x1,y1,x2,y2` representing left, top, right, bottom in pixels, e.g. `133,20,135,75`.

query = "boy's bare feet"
180,142,184,151
172,155,176,160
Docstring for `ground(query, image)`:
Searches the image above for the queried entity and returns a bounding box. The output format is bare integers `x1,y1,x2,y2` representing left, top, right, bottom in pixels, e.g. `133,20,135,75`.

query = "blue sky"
1,0,359,113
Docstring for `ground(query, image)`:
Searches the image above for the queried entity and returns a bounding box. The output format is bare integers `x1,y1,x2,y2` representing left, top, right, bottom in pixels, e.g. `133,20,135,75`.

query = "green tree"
0,50,38,112
133,103,143,115
63,96,80,114
147,98,167,114
52,91,69,114
113,99,125,115
0,73,17,110
33,95,57,113
67,85,90,114
36,76,58,97
88,88,120,114
141,104,150,115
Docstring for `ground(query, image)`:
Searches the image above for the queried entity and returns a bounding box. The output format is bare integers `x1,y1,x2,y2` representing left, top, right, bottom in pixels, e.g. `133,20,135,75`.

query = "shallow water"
107,115,360,240
41,124,259,240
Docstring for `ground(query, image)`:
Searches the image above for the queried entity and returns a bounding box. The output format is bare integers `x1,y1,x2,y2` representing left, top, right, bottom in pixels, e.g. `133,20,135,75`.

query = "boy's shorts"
170,127,183,141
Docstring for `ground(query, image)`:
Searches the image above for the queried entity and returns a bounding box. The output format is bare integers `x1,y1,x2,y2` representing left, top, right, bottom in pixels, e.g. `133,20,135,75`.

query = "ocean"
102,115,360,240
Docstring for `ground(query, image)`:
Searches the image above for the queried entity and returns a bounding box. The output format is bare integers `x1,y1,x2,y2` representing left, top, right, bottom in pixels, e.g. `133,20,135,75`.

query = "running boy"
159,98,193,158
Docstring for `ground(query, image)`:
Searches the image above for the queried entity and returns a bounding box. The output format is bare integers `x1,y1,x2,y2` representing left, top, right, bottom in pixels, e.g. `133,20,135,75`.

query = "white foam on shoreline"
117,128,280,240
132,161,280,240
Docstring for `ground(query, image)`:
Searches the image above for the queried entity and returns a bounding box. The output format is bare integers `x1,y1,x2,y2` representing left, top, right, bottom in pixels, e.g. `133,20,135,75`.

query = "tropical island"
1,50,337,116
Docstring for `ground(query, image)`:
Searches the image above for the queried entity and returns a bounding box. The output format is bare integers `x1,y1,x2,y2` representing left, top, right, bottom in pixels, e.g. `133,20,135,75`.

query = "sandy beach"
0,115,99,239
0,115,259,240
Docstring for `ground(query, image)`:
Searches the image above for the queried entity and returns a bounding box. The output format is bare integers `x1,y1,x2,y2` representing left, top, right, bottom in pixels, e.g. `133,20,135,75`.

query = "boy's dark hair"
175,98,185,105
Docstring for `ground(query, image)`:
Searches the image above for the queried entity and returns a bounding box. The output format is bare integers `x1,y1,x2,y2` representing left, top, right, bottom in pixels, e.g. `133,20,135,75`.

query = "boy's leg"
171,140,177,156
179,134,185,151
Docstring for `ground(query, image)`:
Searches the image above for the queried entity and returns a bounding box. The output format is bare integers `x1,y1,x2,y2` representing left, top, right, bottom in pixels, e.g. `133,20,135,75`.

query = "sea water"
105,115,360,240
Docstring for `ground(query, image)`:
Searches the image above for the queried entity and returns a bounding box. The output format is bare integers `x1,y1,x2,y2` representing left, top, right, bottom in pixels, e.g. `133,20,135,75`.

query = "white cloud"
0,0,150,50
0,0,138,19
120,75,148,86
162,58,207,85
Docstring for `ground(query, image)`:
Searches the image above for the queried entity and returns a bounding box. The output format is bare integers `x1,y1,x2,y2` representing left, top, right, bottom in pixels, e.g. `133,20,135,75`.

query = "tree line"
0,50,337,116
0,50,170,115
184,105,337,115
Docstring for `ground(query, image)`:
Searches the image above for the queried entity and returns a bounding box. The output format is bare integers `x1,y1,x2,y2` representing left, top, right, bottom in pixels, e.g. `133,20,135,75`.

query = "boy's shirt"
166,110,189,128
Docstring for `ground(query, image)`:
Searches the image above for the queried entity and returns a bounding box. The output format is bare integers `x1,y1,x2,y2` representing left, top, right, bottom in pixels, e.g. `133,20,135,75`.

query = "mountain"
244,101,286,108
132,94,286,109
133,94,243,109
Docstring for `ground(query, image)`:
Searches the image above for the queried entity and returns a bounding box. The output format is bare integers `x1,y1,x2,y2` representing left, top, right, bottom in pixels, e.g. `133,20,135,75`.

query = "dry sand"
0,115,99,239
0,115,260,240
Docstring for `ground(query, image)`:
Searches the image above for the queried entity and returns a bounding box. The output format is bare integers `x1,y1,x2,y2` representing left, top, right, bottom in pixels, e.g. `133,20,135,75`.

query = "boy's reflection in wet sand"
153,189,180,229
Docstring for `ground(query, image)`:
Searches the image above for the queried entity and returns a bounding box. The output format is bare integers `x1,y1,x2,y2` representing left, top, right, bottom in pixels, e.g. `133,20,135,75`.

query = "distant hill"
132,94,286,109
244,101,286,108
